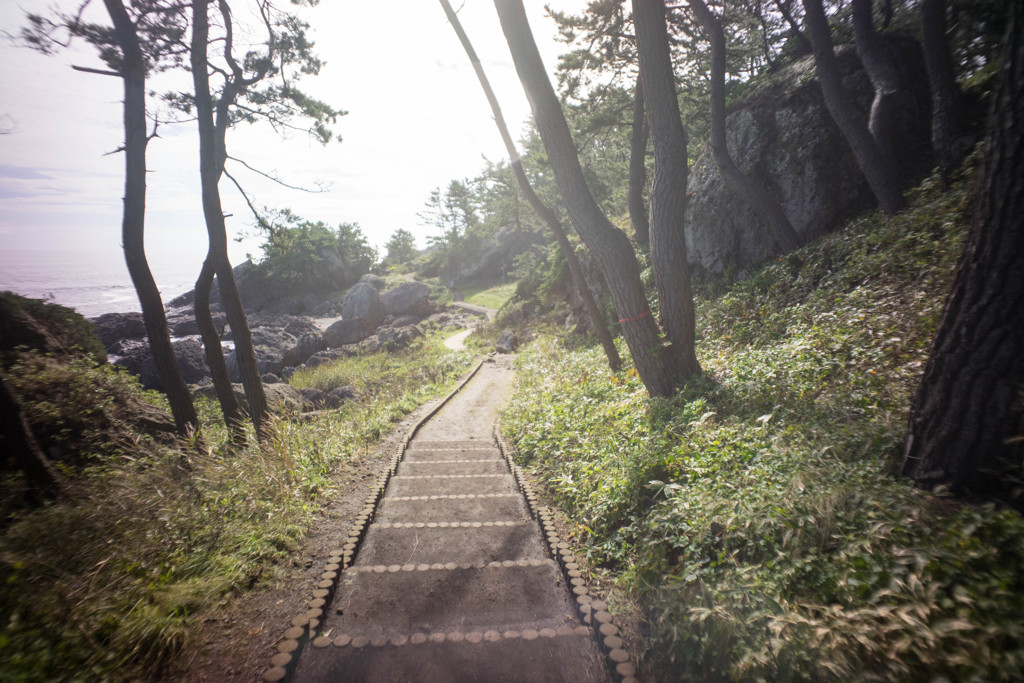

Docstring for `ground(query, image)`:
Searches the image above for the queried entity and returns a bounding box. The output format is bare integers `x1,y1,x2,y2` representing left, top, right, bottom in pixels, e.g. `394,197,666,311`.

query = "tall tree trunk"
921,0,967,188
851,0,903,170
191,0,269,438
103,0,198,438
633,0,701,382
628,72,651,245
194,258,246,445
902,0,1024,507
802,0,906,216
0,377,62,501
495,0,679,397
438,0,621,372
689,0,803,253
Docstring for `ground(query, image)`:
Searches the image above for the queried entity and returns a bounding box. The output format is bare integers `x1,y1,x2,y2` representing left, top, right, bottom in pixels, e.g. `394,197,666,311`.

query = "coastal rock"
281,331,324,368
495,328,518,354
224,327,297,380
341,282,385,329
116,338,210,391
299,387,327,408
381,282,432,317
304,347,358,368
377,325,422,351
359,273,386,291
193,382,308,413
323,318,372,348
327,385,360,407
91,312,146,351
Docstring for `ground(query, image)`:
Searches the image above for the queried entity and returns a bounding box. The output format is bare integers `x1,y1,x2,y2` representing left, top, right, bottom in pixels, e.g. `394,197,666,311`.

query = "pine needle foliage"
502,161,1024,681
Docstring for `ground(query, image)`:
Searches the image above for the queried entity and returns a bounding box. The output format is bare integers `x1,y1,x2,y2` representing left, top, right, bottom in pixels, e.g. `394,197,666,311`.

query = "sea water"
0,249,198,319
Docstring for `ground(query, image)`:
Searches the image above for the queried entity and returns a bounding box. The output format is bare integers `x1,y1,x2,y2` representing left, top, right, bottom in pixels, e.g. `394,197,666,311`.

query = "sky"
0,0,589,280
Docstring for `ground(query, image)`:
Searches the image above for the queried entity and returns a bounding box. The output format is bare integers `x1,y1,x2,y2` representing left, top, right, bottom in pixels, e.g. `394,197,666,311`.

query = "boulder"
359,273,386,291
91,312,146,351
377,325,423,351
305,347,358,368
281,331,325,368
193,382,308,413
341,282,385,329
116,338,210,391
495,328,518,354
326,385,360,407
261,373,282,384
299,387,327,408
224,327,298,380
391,314,422,328
323,318,372,348
381,282,432,317
685,42,932,275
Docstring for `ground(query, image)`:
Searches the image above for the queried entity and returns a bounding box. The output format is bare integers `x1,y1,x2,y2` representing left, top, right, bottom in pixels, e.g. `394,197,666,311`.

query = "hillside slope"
502,160,1024,681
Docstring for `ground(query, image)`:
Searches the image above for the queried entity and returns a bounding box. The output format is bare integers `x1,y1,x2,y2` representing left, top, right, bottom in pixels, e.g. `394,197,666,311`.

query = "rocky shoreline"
90,274,486,413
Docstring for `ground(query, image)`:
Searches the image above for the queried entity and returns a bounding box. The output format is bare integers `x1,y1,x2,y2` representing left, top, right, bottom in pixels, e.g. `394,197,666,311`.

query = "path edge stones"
495,418,641,683
260,358,486,683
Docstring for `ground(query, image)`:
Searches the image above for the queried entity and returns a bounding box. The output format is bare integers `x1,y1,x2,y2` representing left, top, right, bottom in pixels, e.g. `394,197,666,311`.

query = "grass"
502,163,1024,680
0,337,474,680
460,279,517,310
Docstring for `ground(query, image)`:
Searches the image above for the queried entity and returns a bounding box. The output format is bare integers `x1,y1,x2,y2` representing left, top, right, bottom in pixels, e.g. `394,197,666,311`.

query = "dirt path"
275,357,620,682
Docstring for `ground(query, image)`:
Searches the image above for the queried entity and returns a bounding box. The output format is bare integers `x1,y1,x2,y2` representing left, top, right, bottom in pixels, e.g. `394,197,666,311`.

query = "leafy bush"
503,165,1024,680
0,291,106,365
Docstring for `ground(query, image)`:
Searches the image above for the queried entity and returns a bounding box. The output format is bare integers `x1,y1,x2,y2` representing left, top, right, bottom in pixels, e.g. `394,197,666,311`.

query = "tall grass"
0,338,473,680
502,166,1024,680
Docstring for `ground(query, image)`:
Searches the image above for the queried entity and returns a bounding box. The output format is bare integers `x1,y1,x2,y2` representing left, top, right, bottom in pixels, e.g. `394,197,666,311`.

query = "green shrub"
503,165,1024,680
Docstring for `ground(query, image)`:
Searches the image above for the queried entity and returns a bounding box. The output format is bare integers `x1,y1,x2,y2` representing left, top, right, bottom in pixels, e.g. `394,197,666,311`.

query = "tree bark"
801,0,906,216
689,0,803,253
921,0,967,188
438,0,622,372
633,0,701,382
902,0,1024,507
191,0,269,438
495,0,679,397
103,0,198,438
194,258,246,445
851,0,903,170
628,72,651,245
0,377,62,501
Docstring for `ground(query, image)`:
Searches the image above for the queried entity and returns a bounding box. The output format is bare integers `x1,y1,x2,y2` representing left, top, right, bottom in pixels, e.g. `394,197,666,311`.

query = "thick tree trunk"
191,0,269,438
0,377,62,500
921,0,967,188
104,0,198,438
495,0,678,396
902,1,1024,507
628,73,651,245
774,0,812,54
633,0,701,382
851,0,903,170
438,0,621,372
690,0,803,253
802,0,906,216
194,258,247,445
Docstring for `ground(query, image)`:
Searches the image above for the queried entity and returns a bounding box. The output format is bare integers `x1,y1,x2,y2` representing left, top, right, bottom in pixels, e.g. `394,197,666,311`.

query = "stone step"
293,629,608,683
388,473,517,497
355,522,546,566
377,494,529,523
398,459,509,476
404,447,503,462
408,439,496,450
326,562,574,635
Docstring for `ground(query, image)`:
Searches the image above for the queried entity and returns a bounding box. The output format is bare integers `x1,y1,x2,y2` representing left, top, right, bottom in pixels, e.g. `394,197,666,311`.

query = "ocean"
0,249,199,319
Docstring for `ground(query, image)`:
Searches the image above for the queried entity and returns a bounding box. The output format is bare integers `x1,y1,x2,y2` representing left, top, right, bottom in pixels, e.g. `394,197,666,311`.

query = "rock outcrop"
685,41,932,275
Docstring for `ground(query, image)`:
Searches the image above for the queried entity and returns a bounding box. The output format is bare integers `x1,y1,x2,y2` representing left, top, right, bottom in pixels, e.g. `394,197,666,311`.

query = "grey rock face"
685,44,931,275
381,282,432,317
323,318,372,348
92,312,146,351
495,328,518,354
341,282,385,329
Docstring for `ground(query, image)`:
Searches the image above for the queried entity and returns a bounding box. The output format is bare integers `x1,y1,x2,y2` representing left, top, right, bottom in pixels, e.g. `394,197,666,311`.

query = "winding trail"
284,357,617,682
